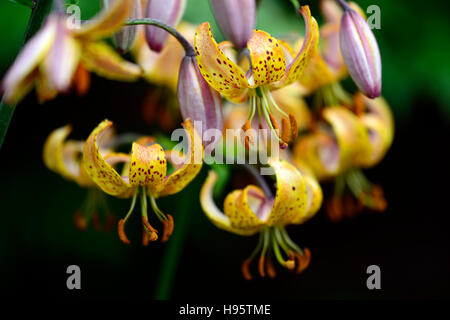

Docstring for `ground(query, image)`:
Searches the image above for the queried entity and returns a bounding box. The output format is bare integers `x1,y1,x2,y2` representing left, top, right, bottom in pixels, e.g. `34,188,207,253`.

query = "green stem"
125,18,195,57
0,0,53,149
154,181,199,300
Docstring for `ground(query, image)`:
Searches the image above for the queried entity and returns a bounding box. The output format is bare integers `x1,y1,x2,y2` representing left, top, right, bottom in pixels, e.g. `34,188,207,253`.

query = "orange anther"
296,248,311,274
281,117,291,143
241,120,255,149
266,258,277,279
258,256,266,278
73,211,87,231
74,64,90,97
241,259,253,281
289,114,298,141
118,219,131,245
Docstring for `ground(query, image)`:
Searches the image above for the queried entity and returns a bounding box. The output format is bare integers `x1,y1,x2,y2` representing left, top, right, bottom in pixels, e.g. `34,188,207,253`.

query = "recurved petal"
275,6,319,88
247,29,286,87
200,170,259,236
194,22,249,102
1,15,57,104
129,143,167,191
83,120,132,197
73,0,132,40
42,18,81,92
154,119,203,197
43,125,77,181
266,158,308,226
81,41,141,81
225,185,269,231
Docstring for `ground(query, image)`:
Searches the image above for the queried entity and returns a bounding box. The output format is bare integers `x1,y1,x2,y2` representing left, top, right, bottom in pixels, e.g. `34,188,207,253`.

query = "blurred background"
0,0,449,299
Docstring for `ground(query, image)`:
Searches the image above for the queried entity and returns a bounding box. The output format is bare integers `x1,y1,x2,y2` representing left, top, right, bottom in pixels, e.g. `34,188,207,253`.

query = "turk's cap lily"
102,0,142,54
209,0,256,49
354,92,394,167
43,124,99,187
200,158,321,235
82,118,203,199
293,106,372,180
177,55,223,149
1,0,141,105
144,0,186,52
340,7,382,98
194,5,319,103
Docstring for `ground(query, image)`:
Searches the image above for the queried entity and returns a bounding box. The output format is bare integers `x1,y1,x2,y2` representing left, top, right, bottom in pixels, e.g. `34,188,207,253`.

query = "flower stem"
125,18,195,57
0,0,53,149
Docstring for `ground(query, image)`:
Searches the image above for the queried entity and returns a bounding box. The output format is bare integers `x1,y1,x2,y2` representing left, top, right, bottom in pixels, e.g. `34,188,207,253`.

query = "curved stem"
125,18,195,57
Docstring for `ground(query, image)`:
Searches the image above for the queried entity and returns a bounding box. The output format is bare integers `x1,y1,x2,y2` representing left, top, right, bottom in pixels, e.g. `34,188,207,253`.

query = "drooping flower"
293,98,393,221
82,118,203,244
194,5,319,148
200,157,322,279
43,124,117,230
209,0,256,50
1,0,141,105
144,0,186,52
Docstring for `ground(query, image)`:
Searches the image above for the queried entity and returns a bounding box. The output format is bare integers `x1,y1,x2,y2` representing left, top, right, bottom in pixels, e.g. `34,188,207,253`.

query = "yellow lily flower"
43,124,117,230
200,157,322,279
293,100,393,222
1,0,141,105
194,6,319,148
82,118,203,244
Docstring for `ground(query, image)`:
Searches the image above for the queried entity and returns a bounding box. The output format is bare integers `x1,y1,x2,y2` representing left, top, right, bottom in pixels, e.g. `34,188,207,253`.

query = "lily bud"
339,8,381,98
177,55,223,149
145,0,186,52
101,0,142,54
210,0,256,49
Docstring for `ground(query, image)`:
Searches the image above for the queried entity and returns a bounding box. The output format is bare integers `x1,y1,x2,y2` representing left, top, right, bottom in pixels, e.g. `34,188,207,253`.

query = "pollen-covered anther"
142,229,150,246
266,258,277,278
118,219,131,244
73,211,88,231
281,117,292,143
241,259,253,281
142,216,158,242
295,248,311,275
285,259,296,271
289,114,298,141
241,120,255,149
161,214,174,243
258,256,266,278
73,64,90,97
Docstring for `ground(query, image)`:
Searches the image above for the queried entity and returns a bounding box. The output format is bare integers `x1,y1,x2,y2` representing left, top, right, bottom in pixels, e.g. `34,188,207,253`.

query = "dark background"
0,0,449,299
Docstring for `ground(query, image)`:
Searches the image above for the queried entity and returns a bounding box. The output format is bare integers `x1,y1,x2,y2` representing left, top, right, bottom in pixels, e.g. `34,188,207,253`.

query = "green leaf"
8,0,35,8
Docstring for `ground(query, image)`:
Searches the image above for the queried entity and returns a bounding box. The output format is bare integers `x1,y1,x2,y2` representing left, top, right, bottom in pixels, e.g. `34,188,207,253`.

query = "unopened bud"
210,0,256,49
177,55,223,149
145,0,186,52
340,8,381,98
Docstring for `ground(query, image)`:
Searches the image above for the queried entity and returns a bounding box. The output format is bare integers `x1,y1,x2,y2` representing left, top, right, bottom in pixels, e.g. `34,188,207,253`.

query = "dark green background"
0,0,449,299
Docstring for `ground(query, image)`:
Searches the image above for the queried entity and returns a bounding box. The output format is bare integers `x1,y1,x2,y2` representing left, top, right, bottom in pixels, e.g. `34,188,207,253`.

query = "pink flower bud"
210,0,256,49
177,56,223,149
113,0,142,54
340,9,381,98
145,0,186,52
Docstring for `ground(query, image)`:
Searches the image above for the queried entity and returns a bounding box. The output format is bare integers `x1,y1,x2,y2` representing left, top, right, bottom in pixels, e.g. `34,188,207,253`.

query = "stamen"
74,64,90,97
142,227,150,246
266,257,277,278
289,114,298,141
281,117,291,143
141,189,158,241
241,120,255,150
117,190,138,244
91,212,101,231
258,256,266,278
161,214,174,242
241,259,253,280
265,89,289,119
295,248,311,274
73,211,88,231
118,219,131,244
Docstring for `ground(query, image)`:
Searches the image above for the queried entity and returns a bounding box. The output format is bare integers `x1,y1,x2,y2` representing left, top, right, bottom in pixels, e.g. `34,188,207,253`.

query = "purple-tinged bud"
112,0,142,54
145,0,186,52
210,0,256,49
177,56,223,149
340,9,381,98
